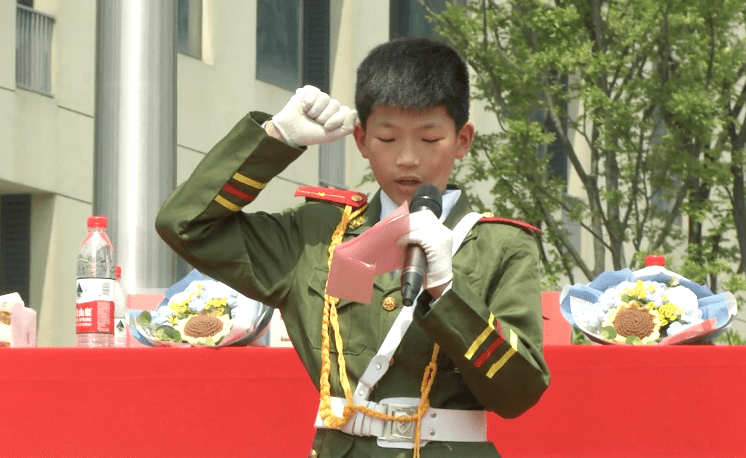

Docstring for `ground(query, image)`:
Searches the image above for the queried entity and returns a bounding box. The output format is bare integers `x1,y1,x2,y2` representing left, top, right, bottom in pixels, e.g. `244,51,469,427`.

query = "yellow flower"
656,302,682,327
624,280,647,301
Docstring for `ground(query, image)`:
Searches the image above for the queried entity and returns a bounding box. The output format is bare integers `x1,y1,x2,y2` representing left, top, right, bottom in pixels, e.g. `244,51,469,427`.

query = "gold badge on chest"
382,296,397,311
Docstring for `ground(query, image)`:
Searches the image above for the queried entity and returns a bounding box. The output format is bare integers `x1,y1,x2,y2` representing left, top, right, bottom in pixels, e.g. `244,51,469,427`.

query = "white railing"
16,4,55,96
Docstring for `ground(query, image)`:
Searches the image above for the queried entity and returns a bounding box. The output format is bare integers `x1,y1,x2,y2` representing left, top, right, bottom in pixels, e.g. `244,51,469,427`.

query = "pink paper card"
326,203,410,304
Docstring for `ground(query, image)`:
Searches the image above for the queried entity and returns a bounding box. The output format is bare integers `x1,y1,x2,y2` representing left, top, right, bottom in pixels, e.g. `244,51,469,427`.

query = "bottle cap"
115,265,121,280
87,216,108,229
644,255,666,267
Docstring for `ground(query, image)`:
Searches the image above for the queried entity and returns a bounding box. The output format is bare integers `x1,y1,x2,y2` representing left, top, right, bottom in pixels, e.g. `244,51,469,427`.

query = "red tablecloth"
1,346,744,458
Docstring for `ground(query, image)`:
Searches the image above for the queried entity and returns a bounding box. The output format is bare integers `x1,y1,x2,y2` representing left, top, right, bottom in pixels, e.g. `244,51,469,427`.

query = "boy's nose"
396,144,420,166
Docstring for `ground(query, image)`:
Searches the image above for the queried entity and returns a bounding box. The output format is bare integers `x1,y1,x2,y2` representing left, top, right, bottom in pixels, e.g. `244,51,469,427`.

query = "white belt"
314,396,488,449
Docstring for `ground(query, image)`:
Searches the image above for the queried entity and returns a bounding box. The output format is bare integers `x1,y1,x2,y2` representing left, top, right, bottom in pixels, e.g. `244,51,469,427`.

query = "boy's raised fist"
272,85,357,147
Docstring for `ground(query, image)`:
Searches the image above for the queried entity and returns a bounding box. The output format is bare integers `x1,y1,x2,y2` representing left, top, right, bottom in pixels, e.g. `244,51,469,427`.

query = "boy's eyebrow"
373,121,445,130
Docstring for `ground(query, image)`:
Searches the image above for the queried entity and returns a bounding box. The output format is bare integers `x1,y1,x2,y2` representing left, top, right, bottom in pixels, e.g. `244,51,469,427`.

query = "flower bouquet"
129,269,274,347
560,265,737,345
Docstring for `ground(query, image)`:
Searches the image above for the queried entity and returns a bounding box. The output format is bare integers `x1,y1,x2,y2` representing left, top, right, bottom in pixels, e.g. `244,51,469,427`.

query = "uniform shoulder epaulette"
478,213,542,234
295,186,367,209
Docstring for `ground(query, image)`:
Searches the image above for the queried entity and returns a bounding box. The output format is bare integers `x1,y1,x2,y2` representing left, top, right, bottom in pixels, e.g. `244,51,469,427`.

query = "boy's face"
353,104,475,207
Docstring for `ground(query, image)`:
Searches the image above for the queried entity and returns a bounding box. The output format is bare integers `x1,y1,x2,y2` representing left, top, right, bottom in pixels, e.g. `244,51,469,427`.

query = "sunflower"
602,302,661,344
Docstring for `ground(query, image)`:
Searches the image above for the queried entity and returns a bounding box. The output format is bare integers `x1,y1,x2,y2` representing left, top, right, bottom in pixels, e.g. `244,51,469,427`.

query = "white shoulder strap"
352,212,484,403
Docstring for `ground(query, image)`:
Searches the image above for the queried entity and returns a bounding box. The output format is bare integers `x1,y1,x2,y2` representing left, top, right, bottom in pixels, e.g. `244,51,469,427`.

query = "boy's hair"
355,37,470,130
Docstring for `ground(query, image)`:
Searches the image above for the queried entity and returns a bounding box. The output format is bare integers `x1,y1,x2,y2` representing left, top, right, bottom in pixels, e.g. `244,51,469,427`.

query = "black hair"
355,37,470,130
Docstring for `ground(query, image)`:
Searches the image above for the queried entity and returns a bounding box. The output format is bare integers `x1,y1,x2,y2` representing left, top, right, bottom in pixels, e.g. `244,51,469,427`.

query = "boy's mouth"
395,178,421,187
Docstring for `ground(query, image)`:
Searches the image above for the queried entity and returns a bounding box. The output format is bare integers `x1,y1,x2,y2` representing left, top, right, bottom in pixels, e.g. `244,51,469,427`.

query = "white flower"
151,307,174,326
665,286,699,318
187,297,207,313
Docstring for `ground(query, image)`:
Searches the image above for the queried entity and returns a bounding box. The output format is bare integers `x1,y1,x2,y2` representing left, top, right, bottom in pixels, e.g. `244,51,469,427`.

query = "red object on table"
1,346,744,458
541,291,571,345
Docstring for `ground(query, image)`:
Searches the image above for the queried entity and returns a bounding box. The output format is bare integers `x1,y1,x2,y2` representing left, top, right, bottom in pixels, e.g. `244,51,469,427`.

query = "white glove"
271,85,357,147
398,211,454,290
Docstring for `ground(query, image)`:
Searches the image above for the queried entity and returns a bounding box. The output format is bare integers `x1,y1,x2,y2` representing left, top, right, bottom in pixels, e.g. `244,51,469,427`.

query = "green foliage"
715,329,746,345
415,0,746,305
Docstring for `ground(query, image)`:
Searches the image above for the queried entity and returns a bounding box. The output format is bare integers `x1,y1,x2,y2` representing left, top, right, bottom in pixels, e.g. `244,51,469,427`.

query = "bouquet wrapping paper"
129,270,273,347
559,266,737,345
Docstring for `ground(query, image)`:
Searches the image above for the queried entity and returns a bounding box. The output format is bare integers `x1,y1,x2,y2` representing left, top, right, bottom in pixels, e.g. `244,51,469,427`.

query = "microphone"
401,184,442,306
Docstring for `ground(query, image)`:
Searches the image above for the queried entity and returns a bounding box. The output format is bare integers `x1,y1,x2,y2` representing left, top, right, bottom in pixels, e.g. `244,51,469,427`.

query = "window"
0,195,31,308
257,0,339,186
256,0,302,90
16,3,54,96
177,0,202,59
256,0,330,92
390,0,450,39
302,0,330,92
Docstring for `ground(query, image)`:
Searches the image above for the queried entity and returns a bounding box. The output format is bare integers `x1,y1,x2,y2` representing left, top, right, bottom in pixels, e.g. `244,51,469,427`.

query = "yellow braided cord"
318,205,358,429
316,204,440,458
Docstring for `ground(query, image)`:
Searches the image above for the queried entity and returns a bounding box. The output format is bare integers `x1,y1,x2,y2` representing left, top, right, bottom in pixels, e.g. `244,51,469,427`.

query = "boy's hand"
271,85,357,147
398,211,453,297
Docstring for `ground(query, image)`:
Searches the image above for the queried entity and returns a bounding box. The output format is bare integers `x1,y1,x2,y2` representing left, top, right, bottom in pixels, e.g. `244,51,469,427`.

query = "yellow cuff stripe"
465,313,495,360
233,173,266,190
510,328,519,350
214,195,242,212
486,347,515,378
486,329,519,379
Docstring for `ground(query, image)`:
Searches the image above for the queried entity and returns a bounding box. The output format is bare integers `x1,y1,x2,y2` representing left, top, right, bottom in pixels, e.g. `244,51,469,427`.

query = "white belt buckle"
381,403,419,442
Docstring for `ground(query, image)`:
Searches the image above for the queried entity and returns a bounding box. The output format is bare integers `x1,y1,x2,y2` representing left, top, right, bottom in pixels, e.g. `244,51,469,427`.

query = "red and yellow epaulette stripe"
478,214,542,234
295,186,367,209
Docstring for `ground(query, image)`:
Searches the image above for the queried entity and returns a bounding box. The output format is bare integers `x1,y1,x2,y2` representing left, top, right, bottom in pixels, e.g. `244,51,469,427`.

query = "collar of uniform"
441,186,474,229
346,185,473,236
378,189,462,224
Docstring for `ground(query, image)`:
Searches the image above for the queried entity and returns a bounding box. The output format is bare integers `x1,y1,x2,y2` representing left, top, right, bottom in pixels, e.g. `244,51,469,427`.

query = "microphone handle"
401,244,427,306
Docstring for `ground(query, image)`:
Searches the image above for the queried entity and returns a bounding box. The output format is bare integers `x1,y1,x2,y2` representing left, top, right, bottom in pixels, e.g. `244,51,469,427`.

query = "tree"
416,0,746,290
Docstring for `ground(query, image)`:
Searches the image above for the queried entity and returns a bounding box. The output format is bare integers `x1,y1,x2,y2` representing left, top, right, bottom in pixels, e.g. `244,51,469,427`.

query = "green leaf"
155,325,182,343
626,336,643,345
136,310,152,327
601,326,617,340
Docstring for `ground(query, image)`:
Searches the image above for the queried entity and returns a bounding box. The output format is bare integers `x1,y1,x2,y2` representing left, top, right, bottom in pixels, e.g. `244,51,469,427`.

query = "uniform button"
308,450,318,458
382,296,396,311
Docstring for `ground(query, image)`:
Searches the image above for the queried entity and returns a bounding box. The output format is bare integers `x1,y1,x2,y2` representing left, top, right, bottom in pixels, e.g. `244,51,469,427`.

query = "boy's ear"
353,122,368,158
456,122,475,159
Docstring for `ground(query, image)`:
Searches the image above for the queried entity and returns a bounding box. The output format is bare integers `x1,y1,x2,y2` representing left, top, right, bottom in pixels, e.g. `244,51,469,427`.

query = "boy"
156,37,549,458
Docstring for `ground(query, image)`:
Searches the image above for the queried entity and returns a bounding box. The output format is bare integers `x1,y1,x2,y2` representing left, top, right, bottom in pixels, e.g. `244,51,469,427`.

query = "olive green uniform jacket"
155,112,550,458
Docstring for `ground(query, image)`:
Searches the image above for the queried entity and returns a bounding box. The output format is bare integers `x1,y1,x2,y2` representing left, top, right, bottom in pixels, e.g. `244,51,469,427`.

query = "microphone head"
409,184,442,218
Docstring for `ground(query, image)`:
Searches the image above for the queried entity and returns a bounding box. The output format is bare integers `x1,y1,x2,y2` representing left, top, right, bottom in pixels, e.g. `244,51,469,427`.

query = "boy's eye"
422,138,442,143
377,138,395,143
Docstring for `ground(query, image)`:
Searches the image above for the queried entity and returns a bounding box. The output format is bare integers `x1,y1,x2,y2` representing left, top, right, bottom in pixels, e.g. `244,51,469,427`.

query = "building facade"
1,0,495,346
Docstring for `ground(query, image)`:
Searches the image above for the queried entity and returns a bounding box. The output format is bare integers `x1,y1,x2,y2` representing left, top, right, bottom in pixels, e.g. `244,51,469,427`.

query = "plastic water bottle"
113,265,128,347
76,216,115,347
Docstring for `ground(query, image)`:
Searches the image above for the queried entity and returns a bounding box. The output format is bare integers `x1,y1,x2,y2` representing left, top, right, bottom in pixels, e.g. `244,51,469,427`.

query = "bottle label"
76,279,115,334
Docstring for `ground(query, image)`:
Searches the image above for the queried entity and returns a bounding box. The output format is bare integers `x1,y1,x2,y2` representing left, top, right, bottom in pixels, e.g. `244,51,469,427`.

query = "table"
1,346,744,457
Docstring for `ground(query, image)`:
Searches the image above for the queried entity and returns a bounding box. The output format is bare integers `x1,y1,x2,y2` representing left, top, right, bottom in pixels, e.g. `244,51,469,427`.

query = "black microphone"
401,184,442,306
